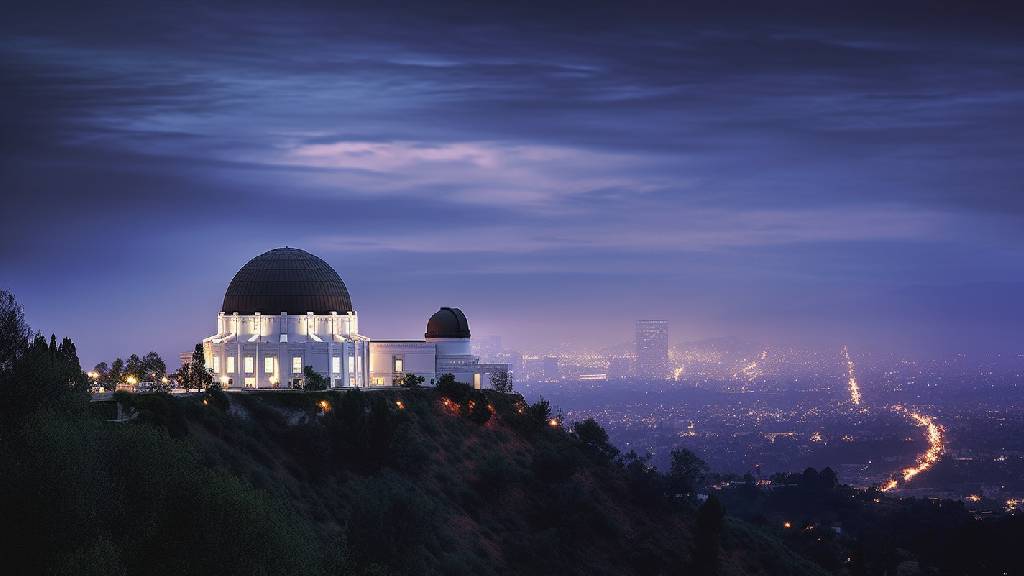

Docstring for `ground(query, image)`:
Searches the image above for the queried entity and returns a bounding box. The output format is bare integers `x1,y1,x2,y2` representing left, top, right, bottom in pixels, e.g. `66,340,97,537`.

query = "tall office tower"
635,320,669,380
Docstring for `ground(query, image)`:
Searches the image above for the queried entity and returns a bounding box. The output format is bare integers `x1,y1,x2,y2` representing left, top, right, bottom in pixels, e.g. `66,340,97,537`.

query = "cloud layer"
1,1,1022,364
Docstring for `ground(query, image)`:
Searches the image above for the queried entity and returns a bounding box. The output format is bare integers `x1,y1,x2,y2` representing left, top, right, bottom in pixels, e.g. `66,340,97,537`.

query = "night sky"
2,1,1022,368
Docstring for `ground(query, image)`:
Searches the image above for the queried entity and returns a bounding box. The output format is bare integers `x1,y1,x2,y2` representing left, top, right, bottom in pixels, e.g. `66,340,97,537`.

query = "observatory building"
203,247,505,389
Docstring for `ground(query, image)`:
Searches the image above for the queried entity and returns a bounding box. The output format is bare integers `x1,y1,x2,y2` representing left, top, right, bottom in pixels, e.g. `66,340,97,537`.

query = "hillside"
0,385,825,576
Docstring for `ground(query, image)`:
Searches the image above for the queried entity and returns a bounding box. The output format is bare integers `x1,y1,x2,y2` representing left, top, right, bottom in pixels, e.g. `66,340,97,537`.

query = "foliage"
96,349,170,389
108,357,125,390
204,383,230,412
693,495,725,575
0,308,88,430
303,365,329,391
668,448,709,501
191,344,213,390
571,418,619,463
0,289,32,373
619,450,665,507
0,410,329,575
0,290,828,576
401,373,425,388
435,374,471,403
466,392,492,424
489,369,513,393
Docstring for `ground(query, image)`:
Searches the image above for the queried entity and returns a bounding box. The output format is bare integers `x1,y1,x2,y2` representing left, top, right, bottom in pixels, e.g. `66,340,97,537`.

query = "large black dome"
425,307,471,339
221,247,353,315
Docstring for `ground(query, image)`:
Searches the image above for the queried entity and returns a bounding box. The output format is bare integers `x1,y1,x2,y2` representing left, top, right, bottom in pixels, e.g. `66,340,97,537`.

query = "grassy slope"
3,388,826,575
179,388,826,576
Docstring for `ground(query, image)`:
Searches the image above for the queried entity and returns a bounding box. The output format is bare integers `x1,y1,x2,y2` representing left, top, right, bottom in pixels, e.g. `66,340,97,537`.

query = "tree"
125,353,145,382
693,495,725,575
572,418,619,462
92,361,109,385
467,391,492,424
108,358,125,390
190,344,213,390
620,450,664,506
526,397,551,425
173,363,193,393
0,296,87,429
436,374,472,403
303,365,328,391
490,370,513,393
0,289,31,373
173,344,212,392
668,448,709,501
401,373,424,388
142,351,167,381
56,337,88,394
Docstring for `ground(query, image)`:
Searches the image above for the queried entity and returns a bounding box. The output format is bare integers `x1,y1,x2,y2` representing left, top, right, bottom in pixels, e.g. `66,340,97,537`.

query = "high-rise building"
635,320,669,380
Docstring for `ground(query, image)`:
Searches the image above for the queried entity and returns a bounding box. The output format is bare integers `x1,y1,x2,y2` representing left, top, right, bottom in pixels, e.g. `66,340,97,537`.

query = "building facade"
635,319,669,380
203,247,505,389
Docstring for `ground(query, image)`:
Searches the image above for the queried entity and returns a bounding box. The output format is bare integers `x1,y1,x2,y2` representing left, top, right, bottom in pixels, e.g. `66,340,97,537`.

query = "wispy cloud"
311,205,950,255
277,139,672,207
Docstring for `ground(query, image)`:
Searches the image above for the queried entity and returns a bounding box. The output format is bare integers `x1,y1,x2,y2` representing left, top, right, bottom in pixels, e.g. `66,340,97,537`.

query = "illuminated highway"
881,405,945,492
841,345,862,406
842,347,943,492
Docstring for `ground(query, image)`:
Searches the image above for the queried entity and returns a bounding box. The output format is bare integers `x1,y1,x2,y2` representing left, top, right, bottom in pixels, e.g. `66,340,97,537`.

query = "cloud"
275,139,673,207
310,205,950,256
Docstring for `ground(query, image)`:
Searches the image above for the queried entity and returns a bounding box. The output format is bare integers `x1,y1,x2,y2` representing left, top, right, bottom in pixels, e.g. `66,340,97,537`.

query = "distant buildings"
472,335,503,363
543,356,560,382
636,320,669,380
607,355,634,380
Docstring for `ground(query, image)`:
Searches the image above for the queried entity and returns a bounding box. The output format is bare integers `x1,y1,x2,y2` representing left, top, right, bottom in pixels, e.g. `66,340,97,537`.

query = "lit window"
292,356,302,374
244,377,256,388
227,356,235,373
213,356,220,373
264,356,274,374
394,357,403,373
244,356,254,374
332,356,341,374
348,356,354,373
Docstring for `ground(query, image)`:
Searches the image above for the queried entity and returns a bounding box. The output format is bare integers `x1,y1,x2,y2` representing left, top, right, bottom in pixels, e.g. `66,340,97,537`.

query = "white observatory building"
202,247,505,389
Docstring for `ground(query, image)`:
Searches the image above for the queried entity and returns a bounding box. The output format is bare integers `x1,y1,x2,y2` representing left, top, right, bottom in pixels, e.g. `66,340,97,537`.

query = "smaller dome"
425,307,471,339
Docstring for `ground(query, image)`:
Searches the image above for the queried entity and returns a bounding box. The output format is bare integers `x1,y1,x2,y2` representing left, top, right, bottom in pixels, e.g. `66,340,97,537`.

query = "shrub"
205,383,230,412
571,418,619,463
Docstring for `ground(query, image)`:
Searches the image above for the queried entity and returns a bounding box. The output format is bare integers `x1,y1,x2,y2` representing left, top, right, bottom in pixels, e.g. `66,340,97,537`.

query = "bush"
435,374,472,404
303,365,329,391
571,418,619,463
204,383,230,412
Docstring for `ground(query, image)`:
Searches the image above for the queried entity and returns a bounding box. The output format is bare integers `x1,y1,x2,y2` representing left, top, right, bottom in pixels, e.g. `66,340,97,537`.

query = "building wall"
368,341,436,386
202,312,507,390
203,311,368,389
636,319,669,380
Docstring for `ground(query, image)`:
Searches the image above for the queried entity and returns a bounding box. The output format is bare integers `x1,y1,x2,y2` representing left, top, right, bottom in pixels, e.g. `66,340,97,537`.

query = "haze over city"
4,1,1024,369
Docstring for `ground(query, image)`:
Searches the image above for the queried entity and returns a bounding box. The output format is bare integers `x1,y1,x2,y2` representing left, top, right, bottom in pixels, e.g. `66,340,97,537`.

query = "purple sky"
2,1,1023,368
